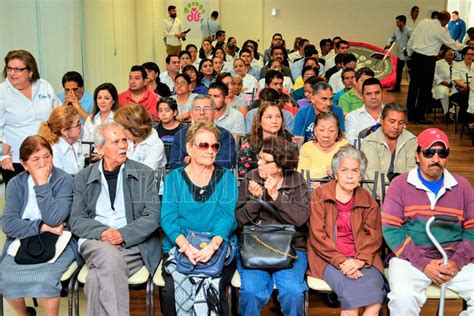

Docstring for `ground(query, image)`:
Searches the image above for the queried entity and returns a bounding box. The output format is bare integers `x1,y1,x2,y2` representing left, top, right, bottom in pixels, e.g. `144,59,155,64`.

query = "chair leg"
303,290,309,316
74,278,80,316
0,293,4,316
145,278,153,316
67,269,79,316
231,286,238,316
227,286,232,316
32,298,38,307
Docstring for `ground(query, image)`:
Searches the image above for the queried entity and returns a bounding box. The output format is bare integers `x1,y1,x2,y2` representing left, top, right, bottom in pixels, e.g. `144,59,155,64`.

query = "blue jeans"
237,251,308,316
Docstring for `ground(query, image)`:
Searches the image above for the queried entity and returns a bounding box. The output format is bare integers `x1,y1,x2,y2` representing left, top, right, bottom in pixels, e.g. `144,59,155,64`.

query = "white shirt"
78,163,127,251
324,50,337,70
452,60,474,83
329,69,345,93
82,111,115,142
407,19,465,57
0,79,60,162
214,106,245,136
242,74,259,94
172,93,198,115
160,71,175,92
288,51,302,64
432,59,455,99
127,129,165,171
52,137,85,175
163,16,182,47
345,105,382,146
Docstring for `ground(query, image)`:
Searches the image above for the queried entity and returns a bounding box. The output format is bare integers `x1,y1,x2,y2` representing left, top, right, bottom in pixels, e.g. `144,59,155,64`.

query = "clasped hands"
339,258,365,279
423,259,459,285
101,228,123,250
177,235,223,265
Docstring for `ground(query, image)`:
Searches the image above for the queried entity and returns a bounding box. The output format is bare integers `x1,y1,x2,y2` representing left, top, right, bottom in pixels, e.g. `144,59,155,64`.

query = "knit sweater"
382,168,474,271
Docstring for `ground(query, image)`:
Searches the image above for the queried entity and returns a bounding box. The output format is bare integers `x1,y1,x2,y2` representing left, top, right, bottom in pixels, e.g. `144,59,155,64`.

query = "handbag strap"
25,233,45,257
249,196,288,224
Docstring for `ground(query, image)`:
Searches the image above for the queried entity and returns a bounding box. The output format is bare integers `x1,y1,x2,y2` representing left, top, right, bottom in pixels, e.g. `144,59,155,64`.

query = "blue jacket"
1,167,81,263
169,125,236,170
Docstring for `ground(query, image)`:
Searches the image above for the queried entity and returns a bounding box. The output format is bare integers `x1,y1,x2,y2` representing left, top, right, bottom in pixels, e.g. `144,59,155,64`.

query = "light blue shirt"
0,78,60,163
52,137,85,175
200,17,221,38
245,108,294,133
290,59,325,81
57,91,94,122
387,26,414,60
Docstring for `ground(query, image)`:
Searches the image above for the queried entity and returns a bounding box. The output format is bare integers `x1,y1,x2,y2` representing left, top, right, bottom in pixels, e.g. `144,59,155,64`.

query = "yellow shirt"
297,139,349,178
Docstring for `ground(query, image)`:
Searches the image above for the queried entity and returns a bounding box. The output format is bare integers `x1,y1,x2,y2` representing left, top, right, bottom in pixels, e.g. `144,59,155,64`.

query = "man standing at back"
406,10,464,124
448,11,466,43
118,65,158,120
163,5,186,56
385,15,413,93
200,11,221,42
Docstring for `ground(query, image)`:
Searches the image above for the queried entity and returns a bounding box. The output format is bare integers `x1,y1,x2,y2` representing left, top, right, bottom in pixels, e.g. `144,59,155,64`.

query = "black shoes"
26,307,36,316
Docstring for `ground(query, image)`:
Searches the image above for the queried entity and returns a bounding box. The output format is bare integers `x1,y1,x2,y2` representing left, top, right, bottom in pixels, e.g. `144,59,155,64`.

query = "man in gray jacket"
70,121,161,315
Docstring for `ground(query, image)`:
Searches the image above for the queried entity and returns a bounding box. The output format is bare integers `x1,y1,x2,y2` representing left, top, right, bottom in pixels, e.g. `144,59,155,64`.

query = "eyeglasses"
192,106,213,113
194,142,220,153
70,122,82,129
257,155,275,165
6,66,28,73
421,148,449,159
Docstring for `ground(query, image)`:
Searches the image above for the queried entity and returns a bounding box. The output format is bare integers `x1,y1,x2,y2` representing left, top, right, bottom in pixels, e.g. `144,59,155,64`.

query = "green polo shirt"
339,88,364,114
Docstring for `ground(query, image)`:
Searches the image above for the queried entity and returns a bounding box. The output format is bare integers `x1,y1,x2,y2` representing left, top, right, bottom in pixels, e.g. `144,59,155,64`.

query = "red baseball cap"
417,128,449,150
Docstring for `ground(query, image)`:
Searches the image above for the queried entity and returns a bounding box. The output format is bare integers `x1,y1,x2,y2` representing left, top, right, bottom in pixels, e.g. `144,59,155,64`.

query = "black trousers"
394,58,412,89
161,256,236,316
406,52,437,122
1,163,25,187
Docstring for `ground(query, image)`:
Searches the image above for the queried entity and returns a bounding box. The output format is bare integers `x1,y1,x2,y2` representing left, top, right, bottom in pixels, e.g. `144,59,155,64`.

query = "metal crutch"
425,215,459,316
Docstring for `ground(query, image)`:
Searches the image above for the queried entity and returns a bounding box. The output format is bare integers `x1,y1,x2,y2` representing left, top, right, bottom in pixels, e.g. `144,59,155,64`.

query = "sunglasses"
421,148,449,159
195,142,220,153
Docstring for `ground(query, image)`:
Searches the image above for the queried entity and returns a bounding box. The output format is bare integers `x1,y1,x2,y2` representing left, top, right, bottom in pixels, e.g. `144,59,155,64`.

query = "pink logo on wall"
184,2,205,22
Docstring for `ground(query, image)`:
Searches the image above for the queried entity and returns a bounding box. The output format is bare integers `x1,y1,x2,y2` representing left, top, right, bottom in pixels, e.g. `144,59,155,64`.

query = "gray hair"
312,81,333,96
331,144,368,176
192,94,216,110
231,74,243,81
93,121,125,147
381,102,407,120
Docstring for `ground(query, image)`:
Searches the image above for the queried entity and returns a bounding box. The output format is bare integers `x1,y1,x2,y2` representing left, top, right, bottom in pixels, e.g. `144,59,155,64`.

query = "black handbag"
239,196,297,269
14,232,59,265
175,230,234,277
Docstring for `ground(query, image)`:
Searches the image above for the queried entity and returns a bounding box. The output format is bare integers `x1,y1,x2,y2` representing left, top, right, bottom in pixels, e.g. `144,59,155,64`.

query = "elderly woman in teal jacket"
161,121,238,316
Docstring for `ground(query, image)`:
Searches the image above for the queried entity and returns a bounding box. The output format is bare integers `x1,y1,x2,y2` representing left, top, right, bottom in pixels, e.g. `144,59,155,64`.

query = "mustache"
429,163,442,168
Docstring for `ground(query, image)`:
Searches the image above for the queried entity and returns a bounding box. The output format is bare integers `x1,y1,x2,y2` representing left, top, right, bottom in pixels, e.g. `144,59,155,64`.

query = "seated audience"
291,45,324,81
199,58,216,88
209,82,245,140
185,43,201,68
213,47,233,72
325,53,345,81
345,78,383,146
308,145,385,316
333,68,356,106
288,38,309,64
38,105,85,175
70,121,160,315
114,104,166,171
83,83,119,143
178,50,192,70
263,33,284,65
319,38,333,65
169,95,236,170
238,101,295,176
382,128,474,315
199,38,214,60
182,64,208,95
293,82,345,142
328,53,357,94
259,45,292,79
236,136,309,316
361,103,416,190
161,121,238,315
245,88,295,133
156,98,183,162
325,39,350,70
216,72,249,116
118,65,158,120
160,55,180,92
233,57,259,94
0,135,77,316
339,67,375,115
171,73,198,122
279,93,299,116
143,61,172,98
243,41,265,75
57,71,94,122
292,58,320,93
258,59,293,92
292,65,319,101
432,48,455,117
298,112,349,179
296,75,326,109
452,46,474,125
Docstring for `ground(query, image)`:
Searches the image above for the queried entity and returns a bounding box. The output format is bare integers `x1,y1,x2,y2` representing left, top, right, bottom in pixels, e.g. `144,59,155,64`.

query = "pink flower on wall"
184,2,205,22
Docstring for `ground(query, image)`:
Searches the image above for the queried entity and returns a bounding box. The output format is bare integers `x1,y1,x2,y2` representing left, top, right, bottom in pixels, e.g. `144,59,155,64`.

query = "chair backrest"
82,141,95,167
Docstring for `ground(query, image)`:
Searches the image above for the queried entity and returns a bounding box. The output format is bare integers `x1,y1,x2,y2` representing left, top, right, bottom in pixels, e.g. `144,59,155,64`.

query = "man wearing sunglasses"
382,128,474,315
169,95,236,170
